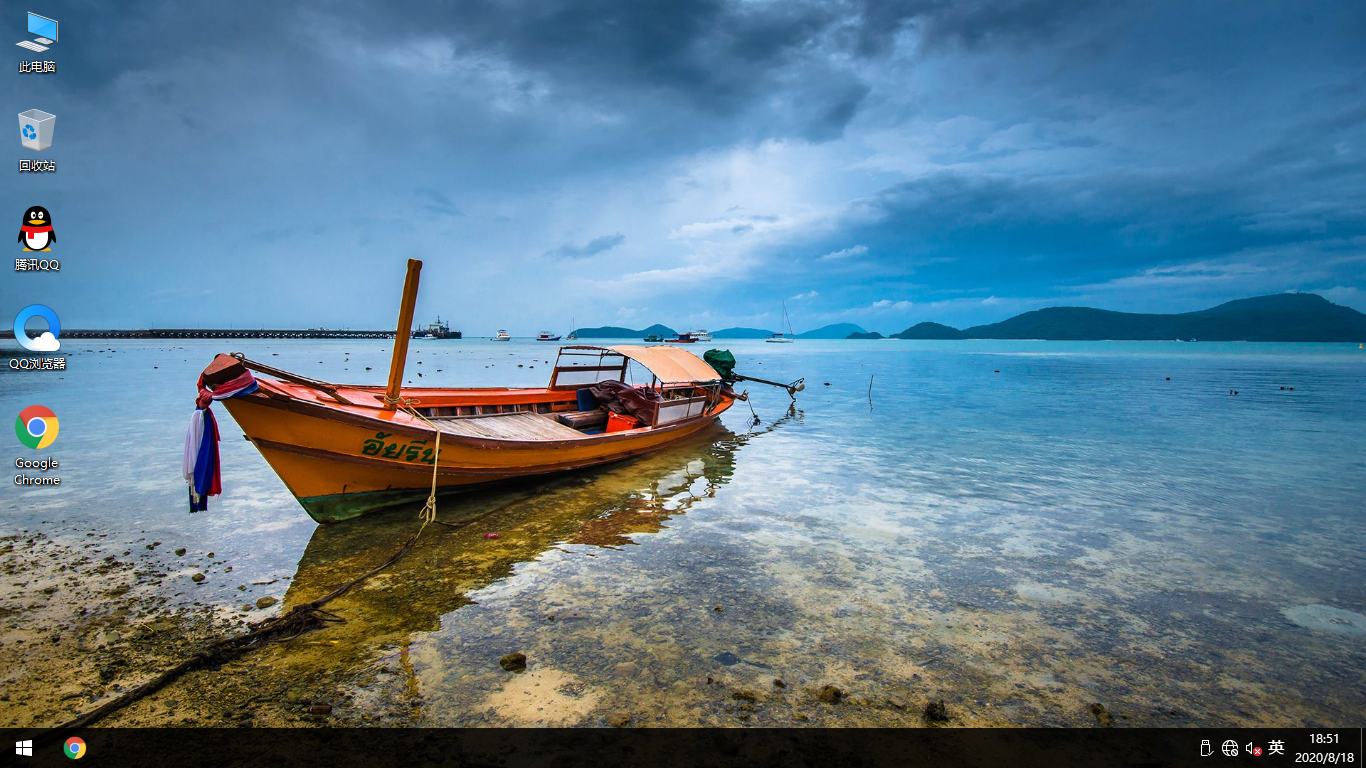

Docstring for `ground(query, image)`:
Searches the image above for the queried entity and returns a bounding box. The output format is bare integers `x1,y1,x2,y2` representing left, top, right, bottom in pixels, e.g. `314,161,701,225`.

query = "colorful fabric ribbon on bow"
184,368,259,512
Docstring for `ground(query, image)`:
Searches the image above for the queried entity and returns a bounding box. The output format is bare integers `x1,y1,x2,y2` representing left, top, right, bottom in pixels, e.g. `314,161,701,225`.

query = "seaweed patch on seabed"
0,532,238,728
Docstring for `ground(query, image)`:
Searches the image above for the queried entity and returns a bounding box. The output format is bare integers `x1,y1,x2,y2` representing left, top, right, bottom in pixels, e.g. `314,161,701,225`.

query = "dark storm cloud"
43,0,994,148
849,168,1366,285
846,0,1096,56
545,233,625,260
7,0,1364,330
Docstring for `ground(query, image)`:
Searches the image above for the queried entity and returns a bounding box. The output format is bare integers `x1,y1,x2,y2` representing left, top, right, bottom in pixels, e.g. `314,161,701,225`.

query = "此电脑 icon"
16,12,57,52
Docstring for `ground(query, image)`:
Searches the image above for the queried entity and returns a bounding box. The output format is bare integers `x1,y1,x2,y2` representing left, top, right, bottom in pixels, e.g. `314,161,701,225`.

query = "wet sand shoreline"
6,503,1361,730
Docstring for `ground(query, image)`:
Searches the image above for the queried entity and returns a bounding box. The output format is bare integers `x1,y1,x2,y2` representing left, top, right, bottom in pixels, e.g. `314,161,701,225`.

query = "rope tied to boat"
382,393,441,527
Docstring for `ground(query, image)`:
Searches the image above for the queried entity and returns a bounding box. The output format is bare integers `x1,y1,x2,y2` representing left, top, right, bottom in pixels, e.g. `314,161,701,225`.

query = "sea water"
1,339,1363,726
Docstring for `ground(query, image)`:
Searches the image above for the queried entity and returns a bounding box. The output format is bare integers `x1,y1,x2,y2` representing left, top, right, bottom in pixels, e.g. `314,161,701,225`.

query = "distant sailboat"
566,317,578,341
765,301,796,343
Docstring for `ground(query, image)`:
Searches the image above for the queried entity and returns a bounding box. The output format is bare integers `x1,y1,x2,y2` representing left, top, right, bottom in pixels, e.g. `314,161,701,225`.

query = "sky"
3,0,1364,335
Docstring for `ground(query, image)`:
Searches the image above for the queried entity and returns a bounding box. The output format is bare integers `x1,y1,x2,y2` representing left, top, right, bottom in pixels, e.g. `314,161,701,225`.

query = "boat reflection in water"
276,411,798,670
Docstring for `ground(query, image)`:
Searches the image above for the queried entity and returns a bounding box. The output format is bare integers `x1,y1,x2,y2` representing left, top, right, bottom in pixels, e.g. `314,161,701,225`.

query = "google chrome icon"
64,736,86,759
16,405,59,449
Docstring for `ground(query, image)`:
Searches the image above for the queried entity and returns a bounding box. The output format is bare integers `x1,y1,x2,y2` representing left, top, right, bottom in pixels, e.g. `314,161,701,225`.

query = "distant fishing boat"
765,301,796,343
643,334,664,342
536,332,562,341
492,330,511,341
664,333,697,344
191,260,740,524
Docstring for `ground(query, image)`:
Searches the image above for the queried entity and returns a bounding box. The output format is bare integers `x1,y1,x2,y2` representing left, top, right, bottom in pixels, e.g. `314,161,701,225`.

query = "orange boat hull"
220,380,733,523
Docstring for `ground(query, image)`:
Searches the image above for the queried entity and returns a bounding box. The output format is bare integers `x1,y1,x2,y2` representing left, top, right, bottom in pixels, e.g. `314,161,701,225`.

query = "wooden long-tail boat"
198,259,737,523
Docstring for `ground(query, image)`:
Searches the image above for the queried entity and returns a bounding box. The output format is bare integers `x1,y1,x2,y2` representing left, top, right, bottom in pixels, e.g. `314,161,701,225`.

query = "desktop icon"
18,109,55,151
16,12,56,52
18,206,55,251
13,304,60,351
16,405,58,449
63,737,85,759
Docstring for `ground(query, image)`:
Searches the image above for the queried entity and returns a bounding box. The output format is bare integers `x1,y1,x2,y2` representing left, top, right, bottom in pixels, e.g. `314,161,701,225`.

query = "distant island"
566,295,1364,343
798,323,870,339
892,294,1366,342
711,327,776,339
571,323,677,339
571,322,874,340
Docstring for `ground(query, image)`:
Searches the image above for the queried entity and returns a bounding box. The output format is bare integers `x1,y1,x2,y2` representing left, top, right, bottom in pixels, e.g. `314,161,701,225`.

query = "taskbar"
1,726,1361,767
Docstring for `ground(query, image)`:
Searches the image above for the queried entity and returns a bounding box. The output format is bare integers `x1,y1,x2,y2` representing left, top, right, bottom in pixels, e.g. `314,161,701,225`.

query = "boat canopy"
550,345,721,388
609,345,722,384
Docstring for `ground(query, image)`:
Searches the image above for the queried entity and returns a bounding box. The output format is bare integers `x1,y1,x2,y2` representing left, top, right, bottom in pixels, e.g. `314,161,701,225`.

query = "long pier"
62,328,462,340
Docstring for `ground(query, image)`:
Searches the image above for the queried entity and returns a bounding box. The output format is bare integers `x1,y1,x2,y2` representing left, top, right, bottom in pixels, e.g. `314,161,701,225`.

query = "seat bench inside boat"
428,410,590,440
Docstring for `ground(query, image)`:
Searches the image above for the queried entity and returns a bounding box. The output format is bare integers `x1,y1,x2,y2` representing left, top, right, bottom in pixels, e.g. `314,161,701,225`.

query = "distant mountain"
892,294,1366,342
572,323,676,339
893,322,963,340
797,323,869,339
712,327,778,339
846,331,884,339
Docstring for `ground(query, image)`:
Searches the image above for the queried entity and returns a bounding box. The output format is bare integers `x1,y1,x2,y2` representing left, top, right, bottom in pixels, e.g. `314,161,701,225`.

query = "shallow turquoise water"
2,338,1364,725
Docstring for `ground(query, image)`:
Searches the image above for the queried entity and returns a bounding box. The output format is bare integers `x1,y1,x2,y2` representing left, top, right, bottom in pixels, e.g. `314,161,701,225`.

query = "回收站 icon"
18,109,55,151
13,304,60,351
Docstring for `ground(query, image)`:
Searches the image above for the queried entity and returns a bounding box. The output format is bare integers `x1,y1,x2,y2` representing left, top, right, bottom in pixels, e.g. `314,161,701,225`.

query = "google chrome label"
16,405,59,449
64,736,86,759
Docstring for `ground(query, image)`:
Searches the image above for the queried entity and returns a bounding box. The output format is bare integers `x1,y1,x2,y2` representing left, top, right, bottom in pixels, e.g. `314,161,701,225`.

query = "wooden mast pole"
383,258,423,410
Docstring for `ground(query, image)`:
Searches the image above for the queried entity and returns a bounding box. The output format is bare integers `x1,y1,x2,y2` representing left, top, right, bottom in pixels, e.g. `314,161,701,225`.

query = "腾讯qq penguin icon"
18,206,55,251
